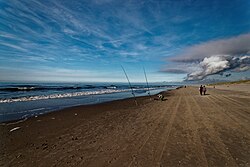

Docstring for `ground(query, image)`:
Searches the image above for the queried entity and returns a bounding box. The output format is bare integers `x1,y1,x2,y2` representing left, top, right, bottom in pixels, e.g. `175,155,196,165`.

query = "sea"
0,82,179,123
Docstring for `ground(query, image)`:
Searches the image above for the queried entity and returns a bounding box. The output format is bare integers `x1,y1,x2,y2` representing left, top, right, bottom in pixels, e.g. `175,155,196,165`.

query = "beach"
0,85,250,167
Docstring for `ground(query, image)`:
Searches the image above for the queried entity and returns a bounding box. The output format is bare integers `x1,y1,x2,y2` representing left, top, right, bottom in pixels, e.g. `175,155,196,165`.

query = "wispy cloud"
0,66,125,82
0,42,28,52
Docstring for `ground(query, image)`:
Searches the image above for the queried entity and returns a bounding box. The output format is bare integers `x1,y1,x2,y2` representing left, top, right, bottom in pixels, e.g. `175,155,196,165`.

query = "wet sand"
1,86,250,167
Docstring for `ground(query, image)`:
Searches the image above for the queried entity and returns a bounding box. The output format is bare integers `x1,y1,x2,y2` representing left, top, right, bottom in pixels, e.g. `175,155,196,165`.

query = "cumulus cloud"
186,55,250,80
187,55,233,80
163,33,250,80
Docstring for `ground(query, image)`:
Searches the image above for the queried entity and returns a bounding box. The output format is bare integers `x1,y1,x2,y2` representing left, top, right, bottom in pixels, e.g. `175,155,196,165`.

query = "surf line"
143,66,151,100
121,65,138,106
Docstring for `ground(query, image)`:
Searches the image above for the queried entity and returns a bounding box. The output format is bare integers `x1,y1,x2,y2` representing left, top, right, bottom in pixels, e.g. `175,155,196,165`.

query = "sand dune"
1,86,250,166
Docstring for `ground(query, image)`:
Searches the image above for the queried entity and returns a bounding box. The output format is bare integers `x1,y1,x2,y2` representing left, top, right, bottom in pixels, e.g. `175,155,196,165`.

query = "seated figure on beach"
199,85,203,95
158,94,164,101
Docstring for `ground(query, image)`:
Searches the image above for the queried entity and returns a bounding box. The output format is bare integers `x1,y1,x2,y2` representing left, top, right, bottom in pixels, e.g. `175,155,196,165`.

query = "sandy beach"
0,85,250,167
208,81,250,93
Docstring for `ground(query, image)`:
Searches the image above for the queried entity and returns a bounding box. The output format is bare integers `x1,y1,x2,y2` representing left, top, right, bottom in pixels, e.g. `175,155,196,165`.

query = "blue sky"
0,0,249,83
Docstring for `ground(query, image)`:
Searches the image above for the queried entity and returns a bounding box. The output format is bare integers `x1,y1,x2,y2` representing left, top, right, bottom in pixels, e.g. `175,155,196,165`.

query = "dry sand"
208,84,250,93
0,86,250,167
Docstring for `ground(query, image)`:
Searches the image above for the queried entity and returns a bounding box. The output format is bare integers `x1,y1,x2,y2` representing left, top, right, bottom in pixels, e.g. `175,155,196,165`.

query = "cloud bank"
163,33,250,80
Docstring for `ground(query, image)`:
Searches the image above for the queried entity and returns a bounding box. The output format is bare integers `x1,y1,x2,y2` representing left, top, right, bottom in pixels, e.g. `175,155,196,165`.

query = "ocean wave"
0,86,88,91
0,89,131,103
0,84,175,92
0,84,123,92
0,87,160,103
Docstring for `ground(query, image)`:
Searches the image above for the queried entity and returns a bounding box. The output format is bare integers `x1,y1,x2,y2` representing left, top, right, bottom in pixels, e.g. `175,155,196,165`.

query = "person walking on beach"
199,85,203,95
203,86,207,95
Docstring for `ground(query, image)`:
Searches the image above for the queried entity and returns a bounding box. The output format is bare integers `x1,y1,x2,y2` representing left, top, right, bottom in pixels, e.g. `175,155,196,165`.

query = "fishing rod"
121,65,138,106
143,67,151,100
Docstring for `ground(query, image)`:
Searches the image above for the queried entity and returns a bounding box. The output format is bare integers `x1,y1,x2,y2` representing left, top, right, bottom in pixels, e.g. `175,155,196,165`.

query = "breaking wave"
0,85,105,91
0,89,131,103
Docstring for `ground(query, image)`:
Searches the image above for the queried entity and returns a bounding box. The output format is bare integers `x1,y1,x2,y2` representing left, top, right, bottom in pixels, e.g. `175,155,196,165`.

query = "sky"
0,0,249,83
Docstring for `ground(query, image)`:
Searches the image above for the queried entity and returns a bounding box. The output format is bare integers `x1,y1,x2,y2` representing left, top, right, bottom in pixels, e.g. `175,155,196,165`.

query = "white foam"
0,87,158,103
0,89,130,103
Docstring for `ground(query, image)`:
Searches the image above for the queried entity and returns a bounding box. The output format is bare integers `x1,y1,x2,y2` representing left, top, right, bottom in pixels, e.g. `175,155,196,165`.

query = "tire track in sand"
83,103,160,167
184,95,208,167
208,95,250,126
128,95,182,167
211,94,246,108
206,95,250,135
97,100,174,167
222,95,248,107
86,95,178,167
156,96,182,165
188,89,238,167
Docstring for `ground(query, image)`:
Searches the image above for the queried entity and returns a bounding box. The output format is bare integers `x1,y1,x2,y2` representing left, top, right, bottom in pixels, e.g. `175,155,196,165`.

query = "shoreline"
0,82,180,123
0,89,173,124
